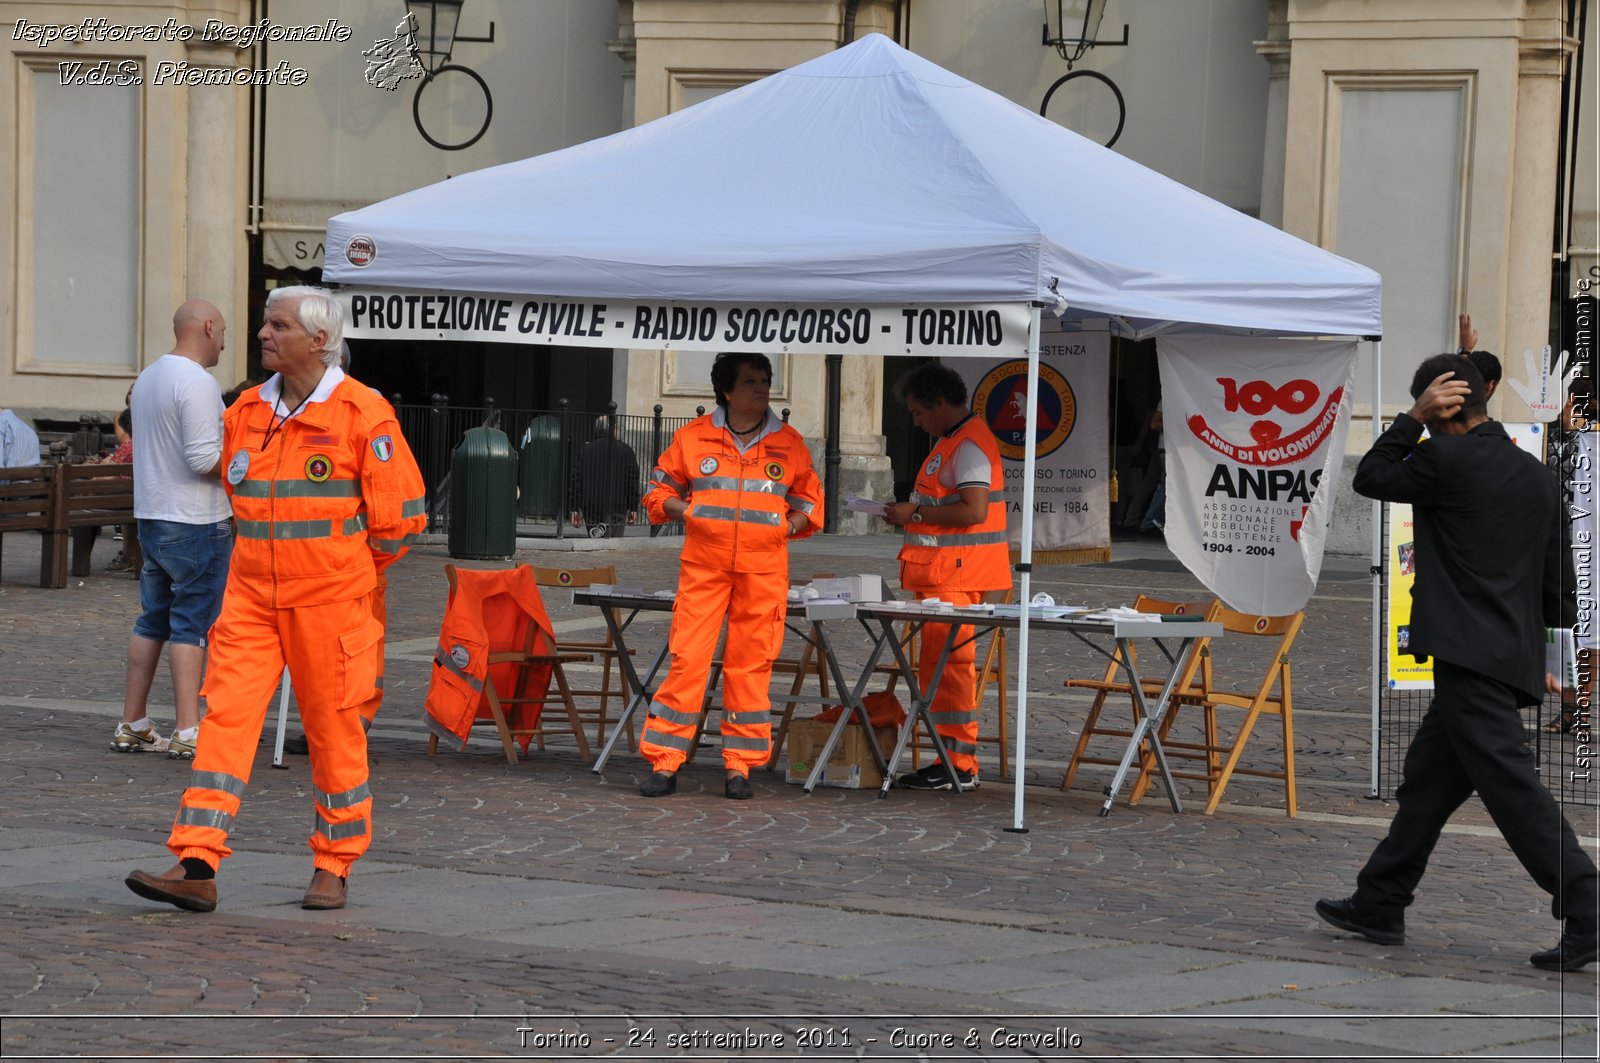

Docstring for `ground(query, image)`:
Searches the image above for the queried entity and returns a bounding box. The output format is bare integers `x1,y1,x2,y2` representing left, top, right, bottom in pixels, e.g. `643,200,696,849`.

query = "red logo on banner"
1188,379,1345,467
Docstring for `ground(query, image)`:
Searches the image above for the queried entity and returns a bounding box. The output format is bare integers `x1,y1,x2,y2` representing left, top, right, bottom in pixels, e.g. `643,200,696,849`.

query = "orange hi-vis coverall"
168,368,426,878
639,410,822,775
898,414,1011,776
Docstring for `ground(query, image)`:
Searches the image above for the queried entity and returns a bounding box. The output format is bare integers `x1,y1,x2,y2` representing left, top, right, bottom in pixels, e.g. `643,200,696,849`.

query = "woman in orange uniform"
639,352,823,799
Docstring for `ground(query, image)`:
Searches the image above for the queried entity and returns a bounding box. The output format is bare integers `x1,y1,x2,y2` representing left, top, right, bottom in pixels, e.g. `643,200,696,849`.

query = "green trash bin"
517,414,562,519
449,426,517,560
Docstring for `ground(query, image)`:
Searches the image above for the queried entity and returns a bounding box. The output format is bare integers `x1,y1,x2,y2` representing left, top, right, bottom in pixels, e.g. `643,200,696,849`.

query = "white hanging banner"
955,322,1110,560
336,287,1030,360
1157,336,1358,615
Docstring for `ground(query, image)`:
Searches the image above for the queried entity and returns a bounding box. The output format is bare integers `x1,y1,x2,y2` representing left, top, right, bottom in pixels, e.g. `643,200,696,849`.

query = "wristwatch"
910,505,924,523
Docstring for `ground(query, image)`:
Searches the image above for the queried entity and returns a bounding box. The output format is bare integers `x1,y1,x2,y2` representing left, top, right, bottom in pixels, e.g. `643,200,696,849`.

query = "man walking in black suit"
1316,353,1599,971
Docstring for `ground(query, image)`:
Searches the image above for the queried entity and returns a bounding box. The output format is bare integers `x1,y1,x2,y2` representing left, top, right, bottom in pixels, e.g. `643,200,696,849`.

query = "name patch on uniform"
372,435,394,462
765,461,785,480
305,454,333,482
305,434,340,446
226,451,250,486
699,456,719,474
924,453,944,476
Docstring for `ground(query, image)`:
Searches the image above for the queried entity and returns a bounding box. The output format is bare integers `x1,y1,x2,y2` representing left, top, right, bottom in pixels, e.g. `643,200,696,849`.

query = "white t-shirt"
0,408,40,467
130,354,230,523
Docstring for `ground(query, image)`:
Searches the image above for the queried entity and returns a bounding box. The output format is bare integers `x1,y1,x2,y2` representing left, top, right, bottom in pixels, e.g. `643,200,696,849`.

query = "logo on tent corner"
345,235,377,268
973,360,1075,461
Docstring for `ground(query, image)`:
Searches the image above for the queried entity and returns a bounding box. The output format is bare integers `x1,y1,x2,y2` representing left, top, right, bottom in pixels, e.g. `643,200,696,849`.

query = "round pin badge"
449,645,471,669
699,456,719,475
226,451,250,486
305,454,333,482
765,461,785,480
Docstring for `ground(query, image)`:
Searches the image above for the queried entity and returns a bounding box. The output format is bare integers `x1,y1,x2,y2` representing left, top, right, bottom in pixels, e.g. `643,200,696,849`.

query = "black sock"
180,858,214,880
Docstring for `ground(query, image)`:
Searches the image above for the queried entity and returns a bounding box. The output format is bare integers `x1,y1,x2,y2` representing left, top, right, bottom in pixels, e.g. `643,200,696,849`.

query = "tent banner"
955,323,1110,558
1156,336,1358,615
336,287,1030,359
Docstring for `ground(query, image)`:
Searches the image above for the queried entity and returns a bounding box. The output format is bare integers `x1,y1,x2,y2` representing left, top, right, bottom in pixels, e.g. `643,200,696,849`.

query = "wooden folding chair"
426,564,593,766
1130,607,1304,816
1060,595,1220,794
529,564,634,751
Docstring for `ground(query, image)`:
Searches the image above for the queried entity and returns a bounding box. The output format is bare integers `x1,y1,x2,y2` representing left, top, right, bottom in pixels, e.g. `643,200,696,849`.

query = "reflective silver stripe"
344,513,369,535
374,675,385,690
237,518,335,541
642,727,693,752
651,469,686,493
910,489,1005,506
371,532,417,554
792,499,816,515
722,735,770,751
274,479,360,499
315,782,372,809
690,476,788,497
648,703,700,727
944,739,979,756
903,530,1009,548
433,647,484,691
930,710,978,727
723,709,770,726
231,480,273,498
314,811,368,841
401,496,427,518
186,770,245,798
695,506,782,526
176,807,234,831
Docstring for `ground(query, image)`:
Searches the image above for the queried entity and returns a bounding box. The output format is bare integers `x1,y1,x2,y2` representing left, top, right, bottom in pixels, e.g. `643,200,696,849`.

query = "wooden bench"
0,463,134,587
58,463,134,582
0,465,59,587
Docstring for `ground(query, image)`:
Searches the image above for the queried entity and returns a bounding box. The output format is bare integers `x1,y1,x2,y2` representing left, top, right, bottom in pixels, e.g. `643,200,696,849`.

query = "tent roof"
325,34,1380,338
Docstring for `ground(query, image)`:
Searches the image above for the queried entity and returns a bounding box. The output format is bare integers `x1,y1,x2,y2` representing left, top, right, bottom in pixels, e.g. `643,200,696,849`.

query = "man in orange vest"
125,286,426,913
884,362,1012,791
638,352,823,799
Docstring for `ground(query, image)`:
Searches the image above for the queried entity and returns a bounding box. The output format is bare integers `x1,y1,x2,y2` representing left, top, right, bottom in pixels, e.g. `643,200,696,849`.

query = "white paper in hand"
844,495,888,516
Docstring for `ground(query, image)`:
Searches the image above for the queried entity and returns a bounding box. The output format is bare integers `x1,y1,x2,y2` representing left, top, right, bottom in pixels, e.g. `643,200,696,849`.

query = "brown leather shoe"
125,864,217,913
301,869,348,910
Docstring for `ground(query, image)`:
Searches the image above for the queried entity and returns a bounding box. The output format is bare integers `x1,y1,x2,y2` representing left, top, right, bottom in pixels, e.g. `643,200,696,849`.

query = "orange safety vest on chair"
898,414,1010,593
424,565,558,752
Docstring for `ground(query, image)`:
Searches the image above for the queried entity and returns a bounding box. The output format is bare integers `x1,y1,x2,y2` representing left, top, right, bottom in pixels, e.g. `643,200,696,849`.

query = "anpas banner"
1157,336,1358,615
336,287,1031,360
955,322,1109,561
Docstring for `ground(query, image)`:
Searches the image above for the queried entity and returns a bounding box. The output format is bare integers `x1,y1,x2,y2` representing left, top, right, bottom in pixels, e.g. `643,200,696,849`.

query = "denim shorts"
134,518,233,647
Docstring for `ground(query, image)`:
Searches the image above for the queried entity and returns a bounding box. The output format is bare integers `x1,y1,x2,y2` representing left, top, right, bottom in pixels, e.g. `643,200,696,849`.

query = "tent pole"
1009,304,1044,833
1368,337,1383,798
824,354,842,533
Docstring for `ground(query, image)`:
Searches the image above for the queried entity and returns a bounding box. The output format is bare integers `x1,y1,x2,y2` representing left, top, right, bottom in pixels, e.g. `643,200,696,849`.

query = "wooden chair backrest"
529,564,619,590
1203,606,1303,710
1089,594,1220,689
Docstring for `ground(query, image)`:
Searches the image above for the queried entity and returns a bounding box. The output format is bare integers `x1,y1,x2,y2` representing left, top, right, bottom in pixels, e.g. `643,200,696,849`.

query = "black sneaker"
1314,896,1405,946
1530,924,1600,971
895,761,978,792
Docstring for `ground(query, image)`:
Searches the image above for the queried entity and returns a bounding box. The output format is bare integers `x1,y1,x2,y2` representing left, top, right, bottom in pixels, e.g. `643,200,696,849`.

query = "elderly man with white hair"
125,286,426,915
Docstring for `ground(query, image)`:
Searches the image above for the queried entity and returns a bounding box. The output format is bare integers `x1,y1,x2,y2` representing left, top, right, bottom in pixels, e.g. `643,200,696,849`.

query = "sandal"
1543,707,1579,734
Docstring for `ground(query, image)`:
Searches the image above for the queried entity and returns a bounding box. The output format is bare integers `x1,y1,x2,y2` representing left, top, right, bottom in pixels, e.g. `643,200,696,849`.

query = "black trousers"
1356,659,1598,925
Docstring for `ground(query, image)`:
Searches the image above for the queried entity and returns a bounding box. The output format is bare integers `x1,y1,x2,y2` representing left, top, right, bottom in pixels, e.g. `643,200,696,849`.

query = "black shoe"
895,761,978,792
1530,925,1600,971
640,771,677,797
725,773,753,800
1314,896,1405,946
282,733,309,755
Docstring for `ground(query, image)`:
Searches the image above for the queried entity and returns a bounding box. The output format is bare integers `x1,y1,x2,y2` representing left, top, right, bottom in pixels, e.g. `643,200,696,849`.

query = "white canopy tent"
325,33,1382,829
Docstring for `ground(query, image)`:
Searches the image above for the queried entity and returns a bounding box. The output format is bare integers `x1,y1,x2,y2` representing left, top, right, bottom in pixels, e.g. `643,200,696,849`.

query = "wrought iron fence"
391,399,712,539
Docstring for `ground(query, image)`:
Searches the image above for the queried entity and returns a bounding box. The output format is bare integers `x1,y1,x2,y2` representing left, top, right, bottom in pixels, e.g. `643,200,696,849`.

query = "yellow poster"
1386,502,1433,689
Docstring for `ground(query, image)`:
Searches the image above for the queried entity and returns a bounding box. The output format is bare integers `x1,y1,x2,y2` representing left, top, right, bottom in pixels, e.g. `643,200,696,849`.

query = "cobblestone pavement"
2,532,1597,1061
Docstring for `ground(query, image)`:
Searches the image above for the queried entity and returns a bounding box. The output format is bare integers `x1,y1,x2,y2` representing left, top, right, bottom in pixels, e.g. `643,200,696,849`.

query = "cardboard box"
808,574,884,603
785,717,897,789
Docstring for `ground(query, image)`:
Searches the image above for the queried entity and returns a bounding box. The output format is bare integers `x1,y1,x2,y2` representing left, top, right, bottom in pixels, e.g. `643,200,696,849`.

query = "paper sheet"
844,495,888,516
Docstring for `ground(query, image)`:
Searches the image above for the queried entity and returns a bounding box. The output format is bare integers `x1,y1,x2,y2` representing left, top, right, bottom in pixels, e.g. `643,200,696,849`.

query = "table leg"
802,619,890,792
875,617,963,798
1098,635,1187,816
591,608,670,773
